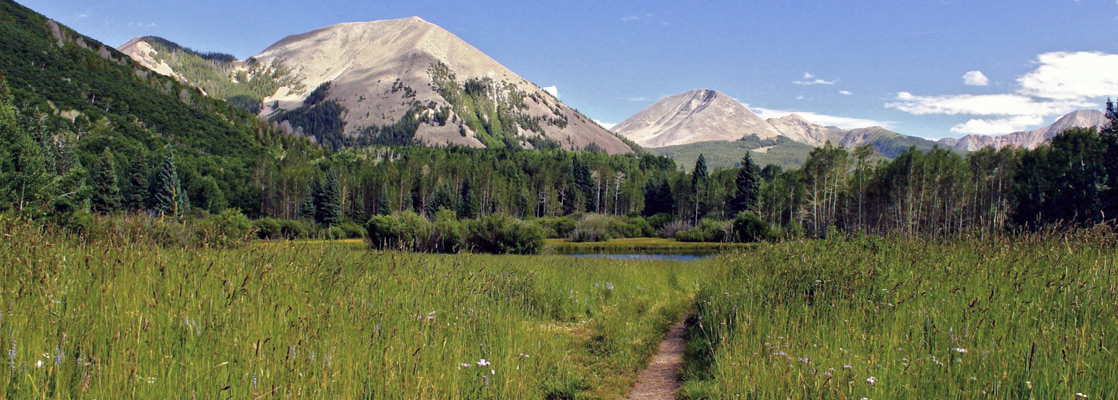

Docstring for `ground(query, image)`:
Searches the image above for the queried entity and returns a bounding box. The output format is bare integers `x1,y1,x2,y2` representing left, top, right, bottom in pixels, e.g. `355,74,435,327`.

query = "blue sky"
20,0,1118,139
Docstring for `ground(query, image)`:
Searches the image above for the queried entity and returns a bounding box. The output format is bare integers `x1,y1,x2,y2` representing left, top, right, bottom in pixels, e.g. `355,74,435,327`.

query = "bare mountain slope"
122,17,632,154
939,110,1108,151
613,89,783,147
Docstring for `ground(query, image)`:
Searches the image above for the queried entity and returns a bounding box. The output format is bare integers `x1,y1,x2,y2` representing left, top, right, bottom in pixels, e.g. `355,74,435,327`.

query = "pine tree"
152,150,189,217
458,178,479,219
731,152,760,214
375,189,390,216
428,186,454,217
90,147,122,213
299,182,318,221
316,171,342,226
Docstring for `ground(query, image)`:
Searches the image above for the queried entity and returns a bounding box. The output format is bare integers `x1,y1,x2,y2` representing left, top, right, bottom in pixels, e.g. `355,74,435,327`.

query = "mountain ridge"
120,17,633,154
616,89,1106,158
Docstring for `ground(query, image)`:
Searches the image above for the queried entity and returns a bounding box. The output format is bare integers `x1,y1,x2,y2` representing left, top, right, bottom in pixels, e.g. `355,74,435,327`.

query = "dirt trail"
627,320,687,400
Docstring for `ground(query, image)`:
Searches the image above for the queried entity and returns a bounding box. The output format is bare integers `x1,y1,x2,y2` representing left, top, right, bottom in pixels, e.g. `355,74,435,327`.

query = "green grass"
546,238,751,253
0,219,701,399
680,232,1118,399
5,215,1117,398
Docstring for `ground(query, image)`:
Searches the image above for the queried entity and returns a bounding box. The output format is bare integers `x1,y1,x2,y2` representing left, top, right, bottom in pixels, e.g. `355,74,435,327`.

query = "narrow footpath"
627,320,687,400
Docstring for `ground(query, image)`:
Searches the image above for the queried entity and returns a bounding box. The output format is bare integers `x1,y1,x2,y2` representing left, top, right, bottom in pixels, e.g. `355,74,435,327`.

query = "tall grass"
681,230,1118,399
0,217,699,398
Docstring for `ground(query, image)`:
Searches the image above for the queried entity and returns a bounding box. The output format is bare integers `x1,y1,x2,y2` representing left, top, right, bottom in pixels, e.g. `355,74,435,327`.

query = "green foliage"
270,82,348,150
1012,127,1106,228
465,214,545,255
253,217,310,239
675,218,733,243
730,152,760,214
731,211,768,242
316,171,343,227
90,147,122,212
152,150,189,217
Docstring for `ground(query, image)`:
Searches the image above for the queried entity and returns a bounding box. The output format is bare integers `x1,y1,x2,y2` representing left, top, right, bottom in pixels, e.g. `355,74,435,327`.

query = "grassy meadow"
682,231,1118,399
2,215,1117,399
0,218,701,399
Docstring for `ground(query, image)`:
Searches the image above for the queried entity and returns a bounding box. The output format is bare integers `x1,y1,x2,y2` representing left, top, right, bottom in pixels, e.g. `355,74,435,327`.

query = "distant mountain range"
615,89,1109,164
939,110,1107,151
120,17,633,154
615,89,943,160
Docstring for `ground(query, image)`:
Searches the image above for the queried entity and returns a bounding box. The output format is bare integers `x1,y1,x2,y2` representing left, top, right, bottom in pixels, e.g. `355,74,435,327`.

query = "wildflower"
147,376,156,384
953,347,967,354
7,340,15,372
823,371,832,377
797,357,811,364
54,346,64,366
518,352,530,359
490,369,495,375
867,376,877,387
605,282,614,291
253,374,258,390
843,364,853,370
460,363,471,368
1026,381,1033,389
1077,393,1088,399
477,358,491,367
35,360,43,368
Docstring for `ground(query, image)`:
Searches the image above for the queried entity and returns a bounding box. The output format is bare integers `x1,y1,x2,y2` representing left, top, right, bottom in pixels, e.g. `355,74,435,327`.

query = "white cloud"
618,96,649,102
886,92,1091,116
794,72,835,85
542,85,559,98
1016,51,1118,100
593,120,616,130
963,70,989,86
950,116,1045,135
744,103,893,130
794,79,836,86
839,90,852,95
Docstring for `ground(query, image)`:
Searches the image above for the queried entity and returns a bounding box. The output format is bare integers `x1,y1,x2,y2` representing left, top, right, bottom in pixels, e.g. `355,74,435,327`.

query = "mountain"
615,89,943,163
121,17,633,154
938,110,1108,151
612,89,784,147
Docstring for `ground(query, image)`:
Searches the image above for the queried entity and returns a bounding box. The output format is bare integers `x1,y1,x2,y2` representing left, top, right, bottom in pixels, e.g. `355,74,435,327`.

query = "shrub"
366,214,404,250
278,219,309,239
466,214,545,254
732,211,768,243
253,218,282,239
533,216,577,238
676,219,732,243
658,220,691,239
338,220,366,239
646,213,676,231
254,218,309,239
432,209,464,253
569,214,614,242
195,209,253,247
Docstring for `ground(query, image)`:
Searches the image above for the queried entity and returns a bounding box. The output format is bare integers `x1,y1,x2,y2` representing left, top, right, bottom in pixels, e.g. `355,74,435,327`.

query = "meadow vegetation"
681,229,1118,399
0,216,699,399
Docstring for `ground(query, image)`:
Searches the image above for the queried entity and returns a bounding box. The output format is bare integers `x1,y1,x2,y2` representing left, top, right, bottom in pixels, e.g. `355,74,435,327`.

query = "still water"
564,252,718,261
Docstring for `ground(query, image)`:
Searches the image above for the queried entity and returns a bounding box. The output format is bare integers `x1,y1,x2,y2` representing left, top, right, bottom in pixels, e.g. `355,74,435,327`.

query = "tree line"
4,63,1117,240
